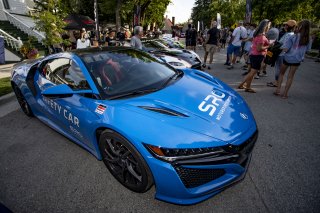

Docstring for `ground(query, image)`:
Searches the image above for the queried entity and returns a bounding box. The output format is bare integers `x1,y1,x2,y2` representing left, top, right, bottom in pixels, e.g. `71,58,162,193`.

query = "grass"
0,77,13,96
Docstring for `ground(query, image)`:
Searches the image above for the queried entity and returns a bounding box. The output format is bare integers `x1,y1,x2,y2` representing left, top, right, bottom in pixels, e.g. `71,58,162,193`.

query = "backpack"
264,41,282,66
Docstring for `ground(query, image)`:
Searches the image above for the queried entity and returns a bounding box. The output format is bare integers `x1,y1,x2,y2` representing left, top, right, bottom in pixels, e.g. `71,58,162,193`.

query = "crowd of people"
193,19,313,99
48,19,314,99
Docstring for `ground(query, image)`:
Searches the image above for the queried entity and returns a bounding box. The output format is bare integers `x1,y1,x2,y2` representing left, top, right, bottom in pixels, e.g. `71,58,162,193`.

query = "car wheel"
99,129,153,193
13,84,34,117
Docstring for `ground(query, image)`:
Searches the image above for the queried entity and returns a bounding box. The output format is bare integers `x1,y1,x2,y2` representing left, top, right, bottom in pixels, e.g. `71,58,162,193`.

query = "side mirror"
41,84,75,99
42,84,95,99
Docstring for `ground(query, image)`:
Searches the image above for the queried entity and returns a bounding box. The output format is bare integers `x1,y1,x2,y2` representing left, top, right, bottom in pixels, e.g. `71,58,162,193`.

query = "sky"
165,0,195,24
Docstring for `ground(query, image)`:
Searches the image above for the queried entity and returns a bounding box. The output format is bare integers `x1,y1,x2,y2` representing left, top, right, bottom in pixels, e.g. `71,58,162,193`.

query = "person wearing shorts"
274,20,311,99
203,21,220,68
238,19,271,93
227,20,247,69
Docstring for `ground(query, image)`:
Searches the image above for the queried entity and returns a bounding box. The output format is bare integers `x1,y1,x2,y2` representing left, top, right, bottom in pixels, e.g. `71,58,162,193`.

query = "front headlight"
144,144,225,162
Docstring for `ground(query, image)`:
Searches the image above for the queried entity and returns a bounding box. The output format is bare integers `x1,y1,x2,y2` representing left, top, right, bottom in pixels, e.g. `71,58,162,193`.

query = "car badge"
240,113,248,120
95,104,107,114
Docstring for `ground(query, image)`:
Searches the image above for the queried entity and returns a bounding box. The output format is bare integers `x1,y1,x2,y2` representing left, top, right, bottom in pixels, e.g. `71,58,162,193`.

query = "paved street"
0,48,319,212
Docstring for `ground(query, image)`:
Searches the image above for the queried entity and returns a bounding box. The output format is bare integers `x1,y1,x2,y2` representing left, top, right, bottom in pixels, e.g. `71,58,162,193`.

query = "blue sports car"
11,47,258,205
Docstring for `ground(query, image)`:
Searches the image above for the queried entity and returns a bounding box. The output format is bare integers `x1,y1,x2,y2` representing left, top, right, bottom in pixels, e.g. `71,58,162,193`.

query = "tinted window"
41,58,90,90
80,49,176,98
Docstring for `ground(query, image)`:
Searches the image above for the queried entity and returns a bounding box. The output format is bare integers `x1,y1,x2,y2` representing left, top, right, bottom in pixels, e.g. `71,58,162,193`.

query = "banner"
245,0,252,23
134,5,141,27
217,13,221,29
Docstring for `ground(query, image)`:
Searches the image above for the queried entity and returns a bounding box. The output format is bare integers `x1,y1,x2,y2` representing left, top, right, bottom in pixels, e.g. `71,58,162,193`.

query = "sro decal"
198,90,226,116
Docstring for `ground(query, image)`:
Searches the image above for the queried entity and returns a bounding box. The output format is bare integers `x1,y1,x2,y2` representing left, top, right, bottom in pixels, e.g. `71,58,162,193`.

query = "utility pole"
94,0,99,41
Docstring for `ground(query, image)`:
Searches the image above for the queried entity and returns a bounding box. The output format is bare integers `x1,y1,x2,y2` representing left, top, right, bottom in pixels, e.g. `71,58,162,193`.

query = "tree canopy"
33,0,67,47
191,0,320,28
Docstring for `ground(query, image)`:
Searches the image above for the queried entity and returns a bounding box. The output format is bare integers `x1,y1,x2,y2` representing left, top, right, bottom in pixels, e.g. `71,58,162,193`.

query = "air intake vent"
139,106,188,117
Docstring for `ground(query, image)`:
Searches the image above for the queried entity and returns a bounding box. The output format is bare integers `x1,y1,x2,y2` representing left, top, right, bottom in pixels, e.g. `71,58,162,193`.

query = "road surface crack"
248,171,271,213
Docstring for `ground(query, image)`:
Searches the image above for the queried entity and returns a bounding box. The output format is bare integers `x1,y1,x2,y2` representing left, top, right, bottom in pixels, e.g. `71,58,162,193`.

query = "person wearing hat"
267,19,296,87
274,20,311,99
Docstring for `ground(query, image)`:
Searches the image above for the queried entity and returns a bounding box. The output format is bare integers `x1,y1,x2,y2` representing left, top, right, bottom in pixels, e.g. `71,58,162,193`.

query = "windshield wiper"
108,88,160,100
161,71,183,88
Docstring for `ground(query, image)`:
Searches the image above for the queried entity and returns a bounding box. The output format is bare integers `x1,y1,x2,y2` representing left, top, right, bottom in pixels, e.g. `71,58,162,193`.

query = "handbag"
264,41,282,66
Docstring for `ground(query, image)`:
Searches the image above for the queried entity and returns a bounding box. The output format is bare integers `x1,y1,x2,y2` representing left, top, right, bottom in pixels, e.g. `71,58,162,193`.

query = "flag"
245,0,252,23
217,13,221,29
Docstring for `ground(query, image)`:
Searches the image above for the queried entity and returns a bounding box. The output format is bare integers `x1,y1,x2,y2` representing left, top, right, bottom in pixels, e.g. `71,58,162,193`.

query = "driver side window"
42,58,90,90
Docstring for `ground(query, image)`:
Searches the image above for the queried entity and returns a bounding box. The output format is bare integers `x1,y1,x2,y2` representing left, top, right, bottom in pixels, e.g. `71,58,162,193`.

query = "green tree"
33,0,67,47
100,0,171,31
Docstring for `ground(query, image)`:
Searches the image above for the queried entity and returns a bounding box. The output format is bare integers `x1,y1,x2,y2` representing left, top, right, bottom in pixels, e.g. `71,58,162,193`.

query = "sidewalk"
0,63,15,78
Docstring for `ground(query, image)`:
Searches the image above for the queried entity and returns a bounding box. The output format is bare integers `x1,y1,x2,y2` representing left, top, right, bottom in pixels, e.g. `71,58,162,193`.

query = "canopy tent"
64,14,95,30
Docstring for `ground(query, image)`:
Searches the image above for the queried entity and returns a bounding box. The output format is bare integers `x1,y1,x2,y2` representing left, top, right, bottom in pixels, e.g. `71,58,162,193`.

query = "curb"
0,92,15,105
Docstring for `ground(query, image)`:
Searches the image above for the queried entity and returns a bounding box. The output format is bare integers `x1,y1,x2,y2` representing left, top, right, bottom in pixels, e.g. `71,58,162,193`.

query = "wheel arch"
95,125,155,192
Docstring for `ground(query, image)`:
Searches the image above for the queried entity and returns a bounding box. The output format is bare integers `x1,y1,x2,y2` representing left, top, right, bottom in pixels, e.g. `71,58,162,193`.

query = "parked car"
11,46,258,205
142,40,202,70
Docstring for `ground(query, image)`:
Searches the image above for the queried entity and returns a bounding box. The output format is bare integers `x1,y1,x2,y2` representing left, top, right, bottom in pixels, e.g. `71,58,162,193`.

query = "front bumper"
146,129,258,205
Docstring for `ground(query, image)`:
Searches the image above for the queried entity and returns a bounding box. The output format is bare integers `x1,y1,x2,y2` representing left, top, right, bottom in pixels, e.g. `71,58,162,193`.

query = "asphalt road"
0,48,319,212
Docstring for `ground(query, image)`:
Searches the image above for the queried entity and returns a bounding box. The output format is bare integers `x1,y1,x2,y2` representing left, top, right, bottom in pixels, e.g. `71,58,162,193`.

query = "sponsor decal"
198,90,230,120
42,96,80,127
70,125,83,138
216,96,231,121
240,112,248,120
95,104,107,114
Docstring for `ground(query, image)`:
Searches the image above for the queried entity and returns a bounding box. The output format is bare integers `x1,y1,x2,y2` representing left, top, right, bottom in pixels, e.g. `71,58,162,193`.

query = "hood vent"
195,72,220,85
139,106,188,117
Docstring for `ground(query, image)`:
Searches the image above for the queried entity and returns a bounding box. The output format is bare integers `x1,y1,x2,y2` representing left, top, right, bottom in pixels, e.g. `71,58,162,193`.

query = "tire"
99,129,153,193
12,84,34,117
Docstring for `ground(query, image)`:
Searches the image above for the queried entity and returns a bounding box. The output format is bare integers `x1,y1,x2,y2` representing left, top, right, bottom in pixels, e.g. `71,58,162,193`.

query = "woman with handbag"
238,19,271,93
267,20,296,87
274,20,311,99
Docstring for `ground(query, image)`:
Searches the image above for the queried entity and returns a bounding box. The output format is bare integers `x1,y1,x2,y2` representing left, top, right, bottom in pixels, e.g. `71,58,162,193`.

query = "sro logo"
198,90,225,116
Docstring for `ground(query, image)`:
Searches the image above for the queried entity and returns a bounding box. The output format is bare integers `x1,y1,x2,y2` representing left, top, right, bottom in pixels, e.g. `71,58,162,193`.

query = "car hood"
109,69,256,147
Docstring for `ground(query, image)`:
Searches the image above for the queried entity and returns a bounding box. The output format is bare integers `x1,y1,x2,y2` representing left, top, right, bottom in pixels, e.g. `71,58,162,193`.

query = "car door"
35,57,100,149
34,58,72,129
48,58,101,149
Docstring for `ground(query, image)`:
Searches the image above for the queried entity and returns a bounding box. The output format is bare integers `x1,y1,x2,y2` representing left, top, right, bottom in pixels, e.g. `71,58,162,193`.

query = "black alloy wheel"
13,84,34,117
99,130,153,193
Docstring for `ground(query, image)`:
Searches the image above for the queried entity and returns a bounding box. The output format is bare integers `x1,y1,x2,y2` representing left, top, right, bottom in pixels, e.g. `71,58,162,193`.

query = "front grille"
172,131,258,188
175,166,225,188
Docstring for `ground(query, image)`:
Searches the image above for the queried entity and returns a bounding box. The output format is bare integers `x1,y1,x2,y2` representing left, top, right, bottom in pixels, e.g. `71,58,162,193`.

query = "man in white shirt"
130,26,143,50
227,20,247,69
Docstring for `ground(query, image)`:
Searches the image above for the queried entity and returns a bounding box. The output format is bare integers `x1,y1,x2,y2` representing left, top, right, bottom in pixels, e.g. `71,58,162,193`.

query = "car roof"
70,46,136,56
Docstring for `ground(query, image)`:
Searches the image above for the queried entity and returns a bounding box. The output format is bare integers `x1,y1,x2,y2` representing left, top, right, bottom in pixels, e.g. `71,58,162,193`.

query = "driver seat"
99,59,124,86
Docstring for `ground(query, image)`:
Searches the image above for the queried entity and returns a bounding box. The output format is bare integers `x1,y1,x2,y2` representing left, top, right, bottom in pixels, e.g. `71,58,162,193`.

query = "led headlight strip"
144,144,225,162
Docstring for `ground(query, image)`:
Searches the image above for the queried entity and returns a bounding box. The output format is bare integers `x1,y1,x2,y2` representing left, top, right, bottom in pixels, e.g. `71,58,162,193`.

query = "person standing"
238,19,271,93
186,24,197,51
203,21,220,69
190,25,197,52
274,20,311,99
106,30,117,46
117,28,126,45
220,28,228,49
76,28,91,49
185,24,192,50
267,20,296,87
242,23,256,76
130,26,143,50
227,20,247,69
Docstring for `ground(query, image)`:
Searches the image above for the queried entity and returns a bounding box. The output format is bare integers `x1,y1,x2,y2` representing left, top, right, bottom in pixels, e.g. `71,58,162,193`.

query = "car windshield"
79,49,177,99
143,41,168,50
